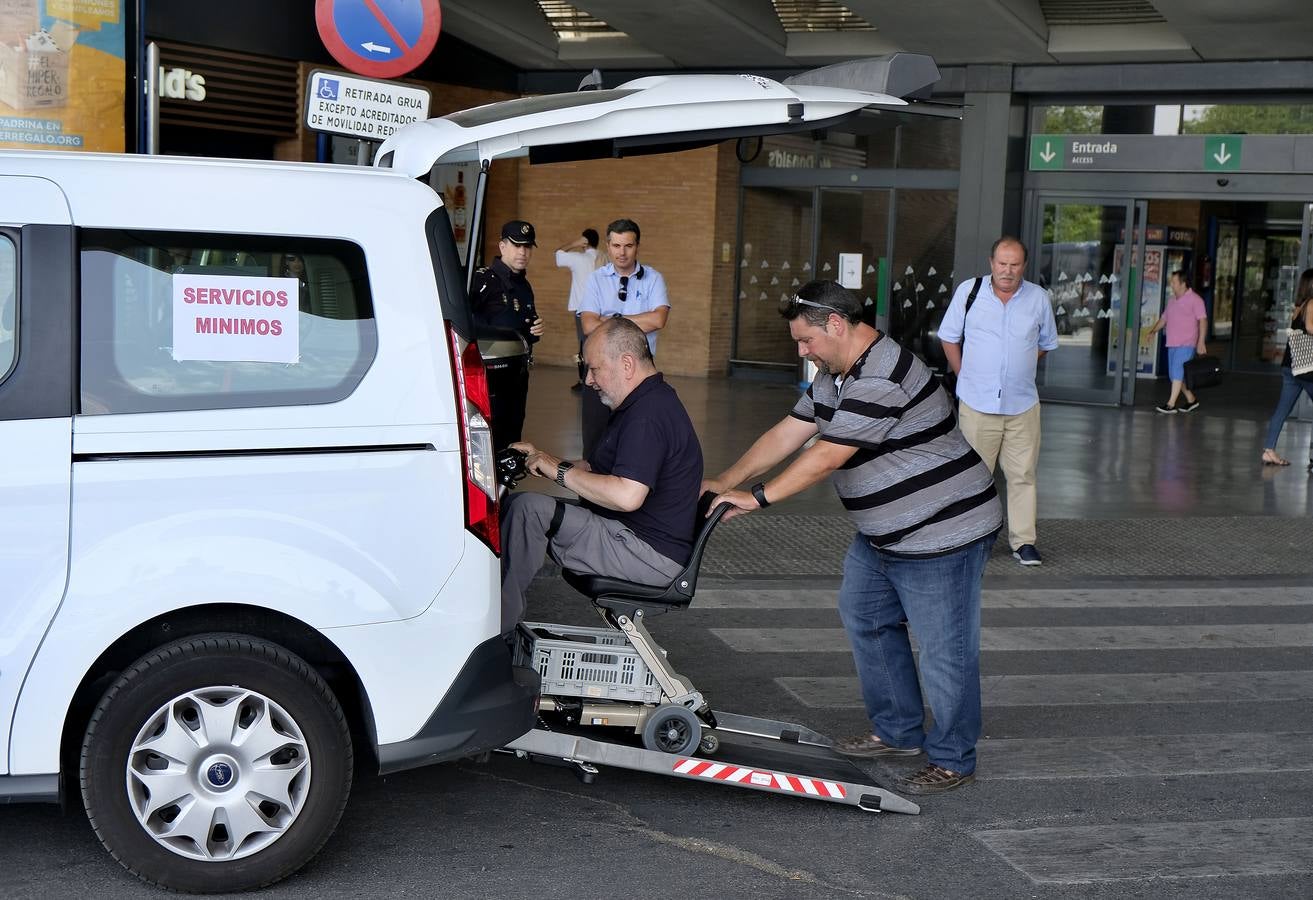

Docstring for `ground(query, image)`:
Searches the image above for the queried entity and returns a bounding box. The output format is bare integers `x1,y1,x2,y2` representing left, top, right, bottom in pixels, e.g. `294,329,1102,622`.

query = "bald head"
583,317,657,409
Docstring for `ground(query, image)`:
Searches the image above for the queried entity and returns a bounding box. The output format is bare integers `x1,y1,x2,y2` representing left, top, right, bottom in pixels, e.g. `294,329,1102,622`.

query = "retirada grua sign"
304,69,431,141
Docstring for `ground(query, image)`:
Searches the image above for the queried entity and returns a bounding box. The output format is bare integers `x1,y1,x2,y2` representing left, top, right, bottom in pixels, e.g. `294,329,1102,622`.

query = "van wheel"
79,635,353,893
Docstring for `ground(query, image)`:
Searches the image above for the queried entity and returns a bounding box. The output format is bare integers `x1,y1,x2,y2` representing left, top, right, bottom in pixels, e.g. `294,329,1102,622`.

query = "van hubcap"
126,687,312,861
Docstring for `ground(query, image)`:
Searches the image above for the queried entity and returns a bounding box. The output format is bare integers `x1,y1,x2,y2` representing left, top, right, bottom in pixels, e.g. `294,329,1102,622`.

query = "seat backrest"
668,496,731,601
565,493,731,614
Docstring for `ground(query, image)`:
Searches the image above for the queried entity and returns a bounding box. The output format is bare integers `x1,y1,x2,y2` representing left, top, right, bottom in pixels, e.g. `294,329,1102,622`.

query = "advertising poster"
0,0,125,152
433,161,479,266
1135,246,1164,376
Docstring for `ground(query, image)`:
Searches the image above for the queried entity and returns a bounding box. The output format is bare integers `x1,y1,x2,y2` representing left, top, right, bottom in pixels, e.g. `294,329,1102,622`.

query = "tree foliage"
1181,104,1313,135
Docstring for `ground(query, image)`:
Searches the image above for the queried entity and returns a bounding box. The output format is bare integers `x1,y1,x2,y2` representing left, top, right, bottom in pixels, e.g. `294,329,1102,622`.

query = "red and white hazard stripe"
673,758,846,799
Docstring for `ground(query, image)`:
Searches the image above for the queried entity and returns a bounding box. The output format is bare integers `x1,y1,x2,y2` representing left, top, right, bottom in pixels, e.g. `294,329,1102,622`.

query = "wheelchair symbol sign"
315,0,442,78
317,79,339,100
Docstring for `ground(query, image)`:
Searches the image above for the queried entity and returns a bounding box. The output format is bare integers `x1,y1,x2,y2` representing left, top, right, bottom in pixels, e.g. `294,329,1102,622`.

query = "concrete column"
953,65,1026,283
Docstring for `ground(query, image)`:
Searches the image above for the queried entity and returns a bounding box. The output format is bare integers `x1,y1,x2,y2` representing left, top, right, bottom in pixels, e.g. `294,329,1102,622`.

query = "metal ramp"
503,711,920,815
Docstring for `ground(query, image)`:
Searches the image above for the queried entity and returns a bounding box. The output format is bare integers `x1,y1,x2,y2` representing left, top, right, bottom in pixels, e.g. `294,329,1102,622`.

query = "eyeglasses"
778,295,842,317
618,275,629,302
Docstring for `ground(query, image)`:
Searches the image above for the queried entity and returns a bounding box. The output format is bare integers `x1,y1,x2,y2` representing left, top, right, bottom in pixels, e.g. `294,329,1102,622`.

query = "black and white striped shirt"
791,334,1002,556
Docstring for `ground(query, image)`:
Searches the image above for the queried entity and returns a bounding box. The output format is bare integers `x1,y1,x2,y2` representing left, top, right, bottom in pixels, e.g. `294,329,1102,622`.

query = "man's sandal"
832,734,923,759
897,763,975,795
1262,450,1290,466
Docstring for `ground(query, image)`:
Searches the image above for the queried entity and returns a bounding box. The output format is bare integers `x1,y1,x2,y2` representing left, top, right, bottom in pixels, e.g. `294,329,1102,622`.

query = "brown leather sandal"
897,763,976,795
832,733,923,759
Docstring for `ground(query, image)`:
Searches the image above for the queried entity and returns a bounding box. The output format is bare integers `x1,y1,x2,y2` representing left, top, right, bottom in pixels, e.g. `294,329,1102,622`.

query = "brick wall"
278,73,743,376
515,142,735,377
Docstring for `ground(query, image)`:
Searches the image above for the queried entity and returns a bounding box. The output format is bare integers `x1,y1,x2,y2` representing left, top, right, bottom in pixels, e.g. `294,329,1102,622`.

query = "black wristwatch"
556,460,574,487
750,482,770,508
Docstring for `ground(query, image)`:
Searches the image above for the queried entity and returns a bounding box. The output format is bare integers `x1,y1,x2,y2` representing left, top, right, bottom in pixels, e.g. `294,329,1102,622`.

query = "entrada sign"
1024,134,1307,173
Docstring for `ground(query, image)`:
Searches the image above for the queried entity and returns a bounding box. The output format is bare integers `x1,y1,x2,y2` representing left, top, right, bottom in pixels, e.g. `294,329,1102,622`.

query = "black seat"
562,494,730,613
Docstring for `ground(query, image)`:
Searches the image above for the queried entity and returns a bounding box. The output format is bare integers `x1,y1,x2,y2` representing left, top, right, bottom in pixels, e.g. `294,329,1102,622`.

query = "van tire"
79,634,353,893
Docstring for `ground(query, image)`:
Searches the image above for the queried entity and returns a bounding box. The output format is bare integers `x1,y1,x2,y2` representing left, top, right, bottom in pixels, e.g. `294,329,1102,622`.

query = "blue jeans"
837,531,995,775
1263,367,1313,450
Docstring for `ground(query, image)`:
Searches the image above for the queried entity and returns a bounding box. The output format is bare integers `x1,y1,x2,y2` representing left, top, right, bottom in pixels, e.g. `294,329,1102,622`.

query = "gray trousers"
500,491,684,632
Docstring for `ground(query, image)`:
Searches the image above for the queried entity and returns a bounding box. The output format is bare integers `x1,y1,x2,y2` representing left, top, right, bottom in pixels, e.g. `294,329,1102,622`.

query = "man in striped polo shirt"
706,280,1002,795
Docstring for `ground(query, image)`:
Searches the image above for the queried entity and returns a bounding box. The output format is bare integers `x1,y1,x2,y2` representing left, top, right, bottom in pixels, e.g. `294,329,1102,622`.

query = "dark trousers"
487,358,529,451
574,313,586,383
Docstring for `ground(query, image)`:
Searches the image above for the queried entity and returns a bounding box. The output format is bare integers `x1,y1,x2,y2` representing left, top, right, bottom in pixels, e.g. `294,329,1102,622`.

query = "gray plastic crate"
517,622,663,704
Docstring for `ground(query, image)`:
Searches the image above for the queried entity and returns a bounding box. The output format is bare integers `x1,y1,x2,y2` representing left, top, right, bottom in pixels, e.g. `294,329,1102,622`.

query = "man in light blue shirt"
939,236,1058,566
578,218,670,454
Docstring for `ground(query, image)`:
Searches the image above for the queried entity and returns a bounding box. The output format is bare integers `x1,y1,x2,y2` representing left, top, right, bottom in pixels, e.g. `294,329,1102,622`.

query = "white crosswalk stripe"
711,623,1313,652
694,586,1313,609
692,581,1313,886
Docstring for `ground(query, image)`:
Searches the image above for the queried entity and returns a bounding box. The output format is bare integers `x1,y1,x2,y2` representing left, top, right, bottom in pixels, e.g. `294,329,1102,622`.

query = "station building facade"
142,2,1313,409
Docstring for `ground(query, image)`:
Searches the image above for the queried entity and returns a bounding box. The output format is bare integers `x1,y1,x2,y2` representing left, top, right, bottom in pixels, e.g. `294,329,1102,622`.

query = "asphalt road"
3,559,1312,899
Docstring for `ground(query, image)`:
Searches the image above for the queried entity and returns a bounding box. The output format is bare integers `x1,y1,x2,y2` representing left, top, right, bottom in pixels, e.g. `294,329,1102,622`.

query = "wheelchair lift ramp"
503,726,920,815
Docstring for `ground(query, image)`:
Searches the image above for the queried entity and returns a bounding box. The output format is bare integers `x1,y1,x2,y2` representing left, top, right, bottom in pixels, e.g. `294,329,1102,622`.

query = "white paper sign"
172,275,300,363
838,253,862,289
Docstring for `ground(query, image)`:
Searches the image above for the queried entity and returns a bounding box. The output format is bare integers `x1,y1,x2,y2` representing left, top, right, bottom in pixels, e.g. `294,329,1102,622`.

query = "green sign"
1030,136,1063,170
1203,136,1242,171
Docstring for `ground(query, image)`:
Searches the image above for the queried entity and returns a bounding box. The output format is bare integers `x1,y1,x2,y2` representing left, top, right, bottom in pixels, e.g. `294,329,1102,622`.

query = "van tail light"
446,322,500,555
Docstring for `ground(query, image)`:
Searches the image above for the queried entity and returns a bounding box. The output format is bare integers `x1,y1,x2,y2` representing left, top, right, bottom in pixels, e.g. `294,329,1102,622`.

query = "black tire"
80,634,353,893
641,705,702,756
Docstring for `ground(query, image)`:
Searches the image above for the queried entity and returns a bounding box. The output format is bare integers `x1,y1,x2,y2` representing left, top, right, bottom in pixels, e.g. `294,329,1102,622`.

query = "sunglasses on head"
778,295,842,317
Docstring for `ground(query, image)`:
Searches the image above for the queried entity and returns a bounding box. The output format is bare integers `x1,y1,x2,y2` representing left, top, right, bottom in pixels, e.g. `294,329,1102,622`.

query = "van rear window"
79,230,377,414
0,235,14,382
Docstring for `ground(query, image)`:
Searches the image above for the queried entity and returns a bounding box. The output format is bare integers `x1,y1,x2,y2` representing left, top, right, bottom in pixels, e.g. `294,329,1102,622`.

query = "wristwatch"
750,482,770,508
556,460,574,487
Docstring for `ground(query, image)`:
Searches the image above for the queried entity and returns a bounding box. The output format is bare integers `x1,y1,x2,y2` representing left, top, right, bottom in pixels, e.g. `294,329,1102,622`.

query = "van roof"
0,149,409,181
0,150,436,232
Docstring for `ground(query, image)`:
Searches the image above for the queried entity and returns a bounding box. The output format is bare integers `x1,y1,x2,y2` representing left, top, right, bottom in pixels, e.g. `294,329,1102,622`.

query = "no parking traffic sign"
316,0,442,79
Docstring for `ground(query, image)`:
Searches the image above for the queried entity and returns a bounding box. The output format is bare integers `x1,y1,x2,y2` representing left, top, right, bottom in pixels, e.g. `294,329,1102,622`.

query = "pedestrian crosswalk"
689,581,1313,887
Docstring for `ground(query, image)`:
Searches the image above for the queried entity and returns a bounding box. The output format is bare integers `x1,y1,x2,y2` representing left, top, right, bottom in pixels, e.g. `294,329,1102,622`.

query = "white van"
0,58,925,893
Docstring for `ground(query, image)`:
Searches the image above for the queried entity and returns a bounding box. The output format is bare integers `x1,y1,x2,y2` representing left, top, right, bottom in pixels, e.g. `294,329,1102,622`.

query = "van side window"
0,235,15,382
79,231,378,414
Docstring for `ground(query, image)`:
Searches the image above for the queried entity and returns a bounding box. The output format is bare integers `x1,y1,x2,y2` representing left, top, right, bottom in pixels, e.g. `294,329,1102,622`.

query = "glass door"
1234,229,1300,371
731,187,814,372
1030,196,1145,405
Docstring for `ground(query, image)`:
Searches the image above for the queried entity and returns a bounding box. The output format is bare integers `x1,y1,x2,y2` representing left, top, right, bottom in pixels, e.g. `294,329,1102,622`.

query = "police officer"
471,220,544,449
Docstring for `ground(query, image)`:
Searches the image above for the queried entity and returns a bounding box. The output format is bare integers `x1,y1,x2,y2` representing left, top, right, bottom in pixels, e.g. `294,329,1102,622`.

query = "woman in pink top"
1142,269,1209,413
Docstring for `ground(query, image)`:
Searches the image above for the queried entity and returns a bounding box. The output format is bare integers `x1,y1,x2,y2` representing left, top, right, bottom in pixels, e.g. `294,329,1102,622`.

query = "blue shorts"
1167,346,1195,381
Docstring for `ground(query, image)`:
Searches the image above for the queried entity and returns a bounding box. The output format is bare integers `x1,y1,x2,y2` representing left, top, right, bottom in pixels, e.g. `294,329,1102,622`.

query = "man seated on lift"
500,317,703,633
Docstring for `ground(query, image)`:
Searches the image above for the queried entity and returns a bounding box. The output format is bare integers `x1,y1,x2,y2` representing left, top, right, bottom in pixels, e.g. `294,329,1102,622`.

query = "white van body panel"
0,154,464,451
0,175,71,225
0,176,73,776
377,72,904,173
0,152,502,777
0,419,72,775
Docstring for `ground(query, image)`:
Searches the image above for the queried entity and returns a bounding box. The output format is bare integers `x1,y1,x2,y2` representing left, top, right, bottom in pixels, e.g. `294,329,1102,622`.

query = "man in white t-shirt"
555,228,600,391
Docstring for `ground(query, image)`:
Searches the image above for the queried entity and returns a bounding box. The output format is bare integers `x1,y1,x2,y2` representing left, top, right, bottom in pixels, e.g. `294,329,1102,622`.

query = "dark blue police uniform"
471,221,539,449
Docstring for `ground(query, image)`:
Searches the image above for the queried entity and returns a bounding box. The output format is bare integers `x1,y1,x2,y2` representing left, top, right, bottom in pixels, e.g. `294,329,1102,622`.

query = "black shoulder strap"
965,276,983,317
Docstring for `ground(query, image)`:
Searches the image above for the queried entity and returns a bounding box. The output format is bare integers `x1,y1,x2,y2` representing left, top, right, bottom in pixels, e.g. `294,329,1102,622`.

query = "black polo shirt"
583,372,703,564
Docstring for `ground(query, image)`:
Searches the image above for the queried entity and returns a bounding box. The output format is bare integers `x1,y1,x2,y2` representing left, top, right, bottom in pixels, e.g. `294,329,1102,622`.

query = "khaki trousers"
957,401,1041,550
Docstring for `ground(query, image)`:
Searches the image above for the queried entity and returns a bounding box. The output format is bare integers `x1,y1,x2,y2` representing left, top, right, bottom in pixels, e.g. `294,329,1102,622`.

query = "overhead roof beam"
570,0,792,67
439,0,564,69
